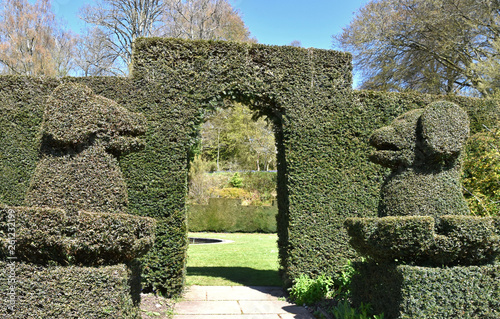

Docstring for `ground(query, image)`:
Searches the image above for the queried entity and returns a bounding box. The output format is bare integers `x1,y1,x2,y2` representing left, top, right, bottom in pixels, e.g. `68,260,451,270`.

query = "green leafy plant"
229,172,243,188
289,274,334,306
331,301,384,319
462,128,500,216
333,260,356,301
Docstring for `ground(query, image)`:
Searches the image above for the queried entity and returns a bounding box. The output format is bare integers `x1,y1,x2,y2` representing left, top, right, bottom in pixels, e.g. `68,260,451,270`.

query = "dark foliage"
0,39,498,297
351,262,500,319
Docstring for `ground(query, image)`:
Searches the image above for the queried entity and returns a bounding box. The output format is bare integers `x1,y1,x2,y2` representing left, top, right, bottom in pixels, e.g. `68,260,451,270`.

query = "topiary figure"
0,83,155,318
25,82,146,214
369,101,470,218
346,101,499,266
346,101,500,318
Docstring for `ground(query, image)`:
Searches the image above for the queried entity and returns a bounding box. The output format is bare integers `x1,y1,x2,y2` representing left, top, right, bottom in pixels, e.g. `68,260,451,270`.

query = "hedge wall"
0,76,187,296
1,39,499,296
0,261,140,318
130,38,353,287
188,198,277,233
345,215,500,266
351,262,500,319
0,206,155,266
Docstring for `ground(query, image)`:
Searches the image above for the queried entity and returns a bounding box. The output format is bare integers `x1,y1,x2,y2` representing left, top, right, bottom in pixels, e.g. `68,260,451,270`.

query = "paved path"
173,286,315,319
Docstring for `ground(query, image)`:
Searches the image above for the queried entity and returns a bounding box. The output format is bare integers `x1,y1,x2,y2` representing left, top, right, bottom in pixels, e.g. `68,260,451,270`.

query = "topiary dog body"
369,101,470,218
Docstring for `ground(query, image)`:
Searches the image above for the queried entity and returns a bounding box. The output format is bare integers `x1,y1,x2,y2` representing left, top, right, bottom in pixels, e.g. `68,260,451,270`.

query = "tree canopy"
334,0,500,96
0,0,253,77
200,103,276,172
80,0,254,75
0,0,75,76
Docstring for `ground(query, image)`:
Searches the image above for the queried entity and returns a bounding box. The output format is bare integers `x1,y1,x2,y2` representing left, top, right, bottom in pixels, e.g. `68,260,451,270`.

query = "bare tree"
74,27,121,76
161,0,253,42
0,0,73,76
80,0,166,73
334,0,500,96
52,28,77,76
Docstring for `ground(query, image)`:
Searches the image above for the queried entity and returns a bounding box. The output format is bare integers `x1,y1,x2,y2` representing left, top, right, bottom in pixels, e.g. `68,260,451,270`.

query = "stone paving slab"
173,315,282,319
174,300,242,315
173,286,314,319
173,314,312,319
239,300,311,315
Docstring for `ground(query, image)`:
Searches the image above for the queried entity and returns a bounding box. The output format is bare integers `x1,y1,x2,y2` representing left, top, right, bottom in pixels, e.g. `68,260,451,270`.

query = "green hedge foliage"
130,38,353,287
462,128,500,216
188,198,277,232
0,206,156,265
351,262,500,319
1,39,499,295
0,261,141,318
0,76,187,296
25,83,147,214
345,215,500,266
369,101,471,218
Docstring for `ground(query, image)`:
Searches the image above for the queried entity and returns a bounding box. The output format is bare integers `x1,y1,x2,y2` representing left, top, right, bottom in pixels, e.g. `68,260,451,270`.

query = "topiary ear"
43,83,97,145
421,101,470,158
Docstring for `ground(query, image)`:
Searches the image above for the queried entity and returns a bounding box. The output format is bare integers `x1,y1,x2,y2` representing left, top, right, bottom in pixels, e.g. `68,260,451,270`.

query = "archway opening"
185,96,286,287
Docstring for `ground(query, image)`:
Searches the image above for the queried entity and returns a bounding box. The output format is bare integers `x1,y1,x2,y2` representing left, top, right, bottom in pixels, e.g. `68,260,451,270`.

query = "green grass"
186,232,281,286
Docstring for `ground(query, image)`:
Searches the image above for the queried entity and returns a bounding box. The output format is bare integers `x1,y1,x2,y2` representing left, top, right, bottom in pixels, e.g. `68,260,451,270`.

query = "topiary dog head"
42,82,146,155
370,101,470,170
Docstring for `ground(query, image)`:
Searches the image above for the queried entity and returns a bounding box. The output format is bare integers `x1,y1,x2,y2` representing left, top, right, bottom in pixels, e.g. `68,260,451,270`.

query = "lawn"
186,232,282,286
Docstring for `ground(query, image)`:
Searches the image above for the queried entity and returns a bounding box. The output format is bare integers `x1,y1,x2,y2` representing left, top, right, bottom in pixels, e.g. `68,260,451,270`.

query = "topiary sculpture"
25,82,146,214
346,101,499,266
0,83,156,318
345,101,500,318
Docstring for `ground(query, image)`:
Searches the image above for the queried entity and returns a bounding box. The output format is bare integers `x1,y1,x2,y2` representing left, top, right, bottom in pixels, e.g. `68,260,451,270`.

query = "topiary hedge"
1,39,499,296
345,215,500,266
351,262,500,319
188,198,278,232
0,261,141,318
0,76,188,296
0,206,156,266
130,37,354,288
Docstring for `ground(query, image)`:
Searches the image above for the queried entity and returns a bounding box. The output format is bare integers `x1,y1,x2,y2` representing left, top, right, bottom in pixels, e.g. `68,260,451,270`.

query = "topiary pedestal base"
351,262,500,319
0,261,141,318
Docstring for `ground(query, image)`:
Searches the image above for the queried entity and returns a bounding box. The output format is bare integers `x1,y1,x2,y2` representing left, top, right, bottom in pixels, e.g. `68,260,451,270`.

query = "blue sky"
47,0,368,50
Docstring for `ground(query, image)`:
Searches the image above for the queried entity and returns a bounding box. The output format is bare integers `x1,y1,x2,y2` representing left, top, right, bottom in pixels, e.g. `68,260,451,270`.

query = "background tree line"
334,0,500,97
0,0,255,77
199,103,276,172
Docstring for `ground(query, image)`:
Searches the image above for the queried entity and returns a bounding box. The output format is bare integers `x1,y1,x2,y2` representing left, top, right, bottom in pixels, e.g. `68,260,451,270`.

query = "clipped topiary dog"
346,101,500,318
369,101,470,218
0,83,156,318
25,82,146,214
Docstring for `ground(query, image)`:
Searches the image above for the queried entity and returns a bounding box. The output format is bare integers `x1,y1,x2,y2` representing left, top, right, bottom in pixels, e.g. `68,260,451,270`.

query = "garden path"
173,285,314,318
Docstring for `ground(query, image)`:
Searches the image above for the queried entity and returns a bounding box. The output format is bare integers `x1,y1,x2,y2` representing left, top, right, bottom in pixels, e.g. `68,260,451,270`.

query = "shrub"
331,301,383,319
462,128,500,216
188,198,277,233
345,215,500,266
289,274,334,306
211,187,249,199
370,101,470,218
229,172,243,188
351,263,500,318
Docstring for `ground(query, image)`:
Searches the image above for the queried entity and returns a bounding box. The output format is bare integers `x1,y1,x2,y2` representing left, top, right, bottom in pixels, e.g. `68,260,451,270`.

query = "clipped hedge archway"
128,38,353,293
1,39,498,299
